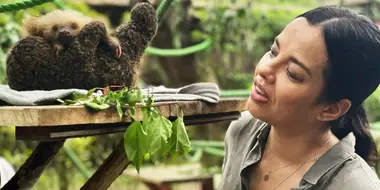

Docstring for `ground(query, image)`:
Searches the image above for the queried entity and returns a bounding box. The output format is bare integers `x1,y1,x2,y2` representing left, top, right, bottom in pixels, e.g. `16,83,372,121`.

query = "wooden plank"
80,138,130,190
15,111,241,140
2,140,65,190
15,123,127,141
0,98,247,127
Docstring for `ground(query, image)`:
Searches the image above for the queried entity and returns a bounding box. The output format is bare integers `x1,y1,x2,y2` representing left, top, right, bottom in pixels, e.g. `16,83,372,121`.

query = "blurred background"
1,0,380,189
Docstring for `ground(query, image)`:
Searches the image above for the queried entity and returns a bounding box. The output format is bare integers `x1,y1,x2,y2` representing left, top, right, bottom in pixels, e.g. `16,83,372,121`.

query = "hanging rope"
145,0,212,56
52,0,67,10
0,0,53,12
145,39,212,56
156,0,176,23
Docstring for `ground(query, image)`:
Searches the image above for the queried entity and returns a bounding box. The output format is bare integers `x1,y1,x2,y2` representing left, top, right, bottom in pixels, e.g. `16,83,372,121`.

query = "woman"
219,5,380,190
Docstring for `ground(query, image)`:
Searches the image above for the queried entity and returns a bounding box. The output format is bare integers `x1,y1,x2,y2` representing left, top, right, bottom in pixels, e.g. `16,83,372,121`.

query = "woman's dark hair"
297,6,380,167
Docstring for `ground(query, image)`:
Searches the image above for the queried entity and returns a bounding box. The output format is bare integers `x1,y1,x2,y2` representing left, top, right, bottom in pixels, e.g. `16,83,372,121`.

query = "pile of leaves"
58,87,191,172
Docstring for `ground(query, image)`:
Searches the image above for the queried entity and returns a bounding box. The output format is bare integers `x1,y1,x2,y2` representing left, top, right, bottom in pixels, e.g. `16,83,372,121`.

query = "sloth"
6,2,157,91
22,9,122,57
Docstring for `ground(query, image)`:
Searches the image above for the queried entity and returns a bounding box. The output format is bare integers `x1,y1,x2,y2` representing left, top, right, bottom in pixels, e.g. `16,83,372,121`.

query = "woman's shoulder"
224,110,267,144
326,155,380,190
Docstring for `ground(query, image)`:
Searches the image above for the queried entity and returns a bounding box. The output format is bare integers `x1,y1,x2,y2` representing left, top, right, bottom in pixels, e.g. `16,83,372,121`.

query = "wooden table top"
0,98,247,127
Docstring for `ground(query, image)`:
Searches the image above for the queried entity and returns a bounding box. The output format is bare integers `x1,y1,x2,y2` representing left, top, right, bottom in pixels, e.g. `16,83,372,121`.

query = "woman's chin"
246,97,271,122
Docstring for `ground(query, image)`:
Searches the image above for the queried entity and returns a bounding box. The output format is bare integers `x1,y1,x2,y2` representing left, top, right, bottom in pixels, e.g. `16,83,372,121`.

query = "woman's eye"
286,67,301,82
269,48,277,57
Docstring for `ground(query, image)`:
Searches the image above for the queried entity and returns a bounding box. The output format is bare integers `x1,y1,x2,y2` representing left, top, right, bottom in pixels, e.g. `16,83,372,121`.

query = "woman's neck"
265,123,339,163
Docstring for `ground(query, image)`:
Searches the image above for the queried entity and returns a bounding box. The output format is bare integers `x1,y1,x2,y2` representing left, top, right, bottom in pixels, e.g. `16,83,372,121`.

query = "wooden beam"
1,140,65,190
15,123,128,141
15,111,241,140
0,98,247,127
80,138,130,190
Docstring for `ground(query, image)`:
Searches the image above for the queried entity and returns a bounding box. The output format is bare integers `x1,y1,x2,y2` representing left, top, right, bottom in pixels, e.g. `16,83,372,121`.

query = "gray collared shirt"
219,111,380,190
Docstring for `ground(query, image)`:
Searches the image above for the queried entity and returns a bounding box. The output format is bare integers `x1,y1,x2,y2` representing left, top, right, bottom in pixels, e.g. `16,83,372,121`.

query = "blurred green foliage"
0,12,22,84
192,1,309,89
365,86,380,122
1,0,380,189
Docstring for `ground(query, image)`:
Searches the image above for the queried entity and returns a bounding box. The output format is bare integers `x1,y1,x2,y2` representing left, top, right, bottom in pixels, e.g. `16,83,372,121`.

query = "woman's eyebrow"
290,56,312,77
275,37,312,77
275,37,280,48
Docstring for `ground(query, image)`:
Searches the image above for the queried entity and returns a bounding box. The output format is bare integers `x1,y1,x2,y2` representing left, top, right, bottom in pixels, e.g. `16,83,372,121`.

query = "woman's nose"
256,62,276,84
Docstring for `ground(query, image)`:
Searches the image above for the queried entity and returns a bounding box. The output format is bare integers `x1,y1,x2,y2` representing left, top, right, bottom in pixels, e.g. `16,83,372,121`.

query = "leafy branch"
58,86,191,172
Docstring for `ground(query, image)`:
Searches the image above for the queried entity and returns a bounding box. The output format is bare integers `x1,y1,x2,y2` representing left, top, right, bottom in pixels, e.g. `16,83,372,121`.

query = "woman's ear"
317,99,351,122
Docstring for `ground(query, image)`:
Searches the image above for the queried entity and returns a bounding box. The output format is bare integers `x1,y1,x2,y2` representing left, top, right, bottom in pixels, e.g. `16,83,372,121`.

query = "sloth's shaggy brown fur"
6,2,157,91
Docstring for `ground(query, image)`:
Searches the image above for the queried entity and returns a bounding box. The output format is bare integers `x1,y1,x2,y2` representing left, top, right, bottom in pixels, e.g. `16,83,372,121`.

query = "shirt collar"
240,122,357,187
256,123,271,146
241,122,270,169
239,122,271,189
302,132,356,185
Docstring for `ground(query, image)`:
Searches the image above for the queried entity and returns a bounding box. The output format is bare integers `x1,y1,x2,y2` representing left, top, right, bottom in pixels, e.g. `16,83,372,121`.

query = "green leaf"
150,107,161,119
116,101,123,119
129,107,136,121
87,88,96,96
57,99,78,105
91,97,102,104
124,121,149,172
136,89,144,101
168,116,191,156
146,115,173,157
146,96,154,107
141,107,151,131
144,153,151,161
127,89,143,106
84,101,110,110
71,92,87,100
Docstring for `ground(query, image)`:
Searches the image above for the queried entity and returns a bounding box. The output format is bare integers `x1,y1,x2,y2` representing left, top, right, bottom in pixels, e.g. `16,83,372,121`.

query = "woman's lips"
251,83,269,103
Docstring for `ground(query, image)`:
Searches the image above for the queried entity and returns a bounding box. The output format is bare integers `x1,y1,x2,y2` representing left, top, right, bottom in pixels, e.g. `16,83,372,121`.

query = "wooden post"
80,138,130,190
201,178,214,190
2,140,65,190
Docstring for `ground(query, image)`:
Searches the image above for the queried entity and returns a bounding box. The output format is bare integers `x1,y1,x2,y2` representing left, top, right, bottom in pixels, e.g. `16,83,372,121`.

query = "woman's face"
247,17,329,126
